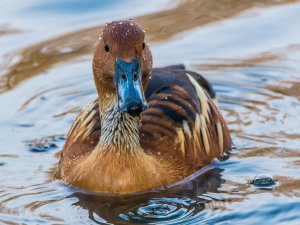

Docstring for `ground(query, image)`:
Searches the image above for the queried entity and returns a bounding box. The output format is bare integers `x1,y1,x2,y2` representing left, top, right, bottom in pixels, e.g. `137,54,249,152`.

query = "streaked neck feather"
97,98,142,152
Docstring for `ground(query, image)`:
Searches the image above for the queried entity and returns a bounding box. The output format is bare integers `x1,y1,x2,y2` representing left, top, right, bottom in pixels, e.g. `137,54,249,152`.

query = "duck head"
93,20,153,117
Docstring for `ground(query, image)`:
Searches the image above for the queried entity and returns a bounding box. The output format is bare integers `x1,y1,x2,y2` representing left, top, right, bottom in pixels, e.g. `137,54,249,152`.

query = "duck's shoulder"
145,65,215,100
59,98,100,162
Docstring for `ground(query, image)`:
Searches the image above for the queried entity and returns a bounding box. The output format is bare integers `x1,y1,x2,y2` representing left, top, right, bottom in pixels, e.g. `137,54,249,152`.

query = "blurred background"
0,0,300,224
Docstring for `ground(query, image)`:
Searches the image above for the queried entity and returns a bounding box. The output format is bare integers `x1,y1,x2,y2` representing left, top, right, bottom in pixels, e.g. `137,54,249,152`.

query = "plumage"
55,20,231,194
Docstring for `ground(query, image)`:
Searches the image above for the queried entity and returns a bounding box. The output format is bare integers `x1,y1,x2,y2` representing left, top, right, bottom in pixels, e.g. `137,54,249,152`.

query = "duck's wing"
145,65,216,100
58,98,101,162
140,66,231,168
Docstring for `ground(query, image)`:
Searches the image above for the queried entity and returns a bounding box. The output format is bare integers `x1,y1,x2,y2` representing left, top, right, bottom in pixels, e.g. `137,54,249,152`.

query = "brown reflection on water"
196,44,300,71
227,176,300,197
273,177,300,197
1,0,299,93
236,147,300,158
267,80,300,100
0,25,22,36
289,160,300,168
196,53,281,71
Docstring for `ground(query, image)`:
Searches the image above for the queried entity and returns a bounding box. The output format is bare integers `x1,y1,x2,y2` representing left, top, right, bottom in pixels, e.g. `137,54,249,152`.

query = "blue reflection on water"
29,0,123,13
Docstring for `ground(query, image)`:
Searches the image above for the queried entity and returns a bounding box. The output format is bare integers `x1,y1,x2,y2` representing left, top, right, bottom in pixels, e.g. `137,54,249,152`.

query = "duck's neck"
97,97,142,152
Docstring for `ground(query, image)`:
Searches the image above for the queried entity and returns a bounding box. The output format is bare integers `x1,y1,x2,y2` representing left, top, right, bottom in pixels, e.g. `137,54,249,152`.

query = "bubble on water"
251,174,277,189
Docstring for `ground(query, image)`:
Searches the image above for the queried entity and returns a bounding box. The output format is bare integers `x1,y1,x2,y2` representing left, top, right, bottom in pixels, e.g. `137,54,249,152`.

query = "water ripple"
119,197,199,224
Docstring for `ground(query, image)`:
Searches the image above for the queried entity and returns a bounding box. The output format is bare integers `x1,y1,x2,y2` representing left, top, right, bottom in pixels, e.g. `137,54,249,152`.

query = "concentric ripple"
119,197,205,224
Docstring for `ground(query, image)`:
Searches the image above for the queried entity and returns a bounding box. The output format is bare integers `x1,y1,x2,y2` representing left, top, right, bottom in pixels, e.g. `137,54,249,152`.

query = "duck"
55,20,231,194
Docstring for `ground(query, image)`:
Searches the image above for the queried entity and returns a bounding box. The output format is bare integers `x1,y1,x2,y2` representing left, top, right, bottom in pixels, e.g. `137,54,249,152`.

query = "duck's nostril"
121,73,127,81
133,72,138,81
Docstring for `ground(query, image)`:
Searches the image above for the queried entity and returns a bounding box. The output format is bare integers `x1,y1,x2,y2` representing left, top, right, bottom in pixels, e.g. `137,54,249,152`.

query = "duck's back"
140,65,231,172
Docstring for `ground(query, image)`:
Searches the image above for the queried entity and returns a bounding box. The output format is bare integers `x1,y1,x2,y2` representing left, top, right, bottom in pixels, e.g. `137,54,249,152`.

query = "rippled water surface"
1,0,300,224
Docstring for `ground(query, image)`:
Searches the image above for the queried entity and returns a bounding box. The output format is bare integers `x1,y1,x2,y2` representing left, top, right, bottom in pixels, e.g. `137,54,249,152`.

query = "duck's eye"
104,43,109,52
142,42,145,50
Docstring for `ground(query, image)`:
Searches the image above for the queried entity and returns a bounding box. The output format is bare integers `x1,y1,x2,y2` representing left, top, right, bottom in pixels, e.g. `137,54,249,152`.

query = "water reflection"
69,168,224,224
29,0,123,13
1,0,298,92
0,25,21,36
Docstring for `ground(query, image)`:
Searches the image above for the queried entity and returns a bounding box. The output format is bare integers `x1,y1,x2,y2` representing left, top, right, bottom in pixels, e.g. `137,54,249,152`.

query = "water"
1,0,300,224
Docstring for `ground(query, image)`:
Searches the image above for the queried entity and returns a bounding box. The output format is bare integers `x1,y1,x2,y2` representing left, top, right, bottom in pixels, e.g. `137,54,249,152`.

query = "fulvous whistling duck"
55,20,231,194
